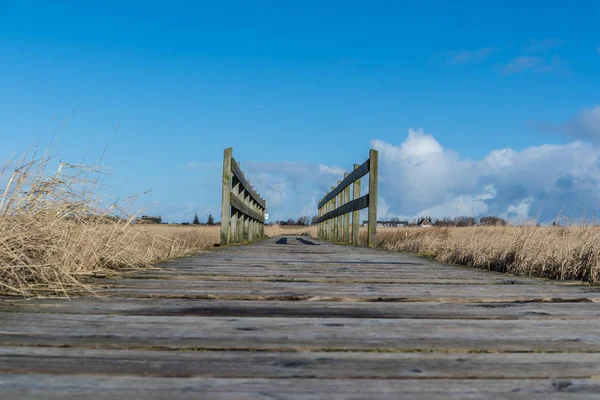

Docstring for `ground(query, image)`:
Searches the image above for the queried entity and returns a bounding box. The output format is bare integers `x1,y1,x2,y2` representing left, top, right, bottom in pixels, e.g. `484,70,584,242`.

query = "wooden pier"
2,236,600,398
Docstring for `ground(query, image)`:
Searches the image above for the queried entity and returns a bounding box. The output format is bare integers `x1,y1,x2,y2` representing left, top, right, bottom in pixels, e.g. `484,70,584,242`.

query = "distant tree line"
274,216,318,226
408,215,508,227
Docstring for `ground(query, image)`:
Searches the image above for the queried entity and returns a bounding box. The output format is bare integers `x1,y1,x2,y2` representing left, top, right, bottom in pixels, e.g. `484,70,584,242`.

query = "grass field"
361,226,600,284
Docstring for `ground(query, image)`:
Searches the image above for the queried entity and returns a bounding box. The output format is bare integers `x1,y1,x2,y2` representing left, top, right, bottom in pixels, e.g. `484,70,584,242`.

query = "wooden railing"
220,147,266,245
317,149,378,247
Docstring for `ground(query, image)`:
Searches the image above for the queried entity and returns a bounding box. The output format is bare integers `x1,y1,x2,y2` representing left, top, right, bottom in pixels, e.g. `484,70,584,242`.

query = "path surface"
1,235,600,399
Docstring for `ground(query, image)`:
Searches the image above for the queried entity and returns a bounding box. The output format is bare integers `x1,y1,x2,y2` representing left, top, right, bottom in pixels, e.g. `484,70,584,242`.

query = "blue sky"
1,1,599,223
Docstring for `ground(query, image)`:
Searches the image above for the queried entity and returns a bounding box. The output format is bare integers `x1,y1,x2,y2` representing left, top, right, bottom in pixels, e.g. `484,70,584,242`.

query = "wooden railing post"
220,147,233,246
352,164,360,245
367,149,378,248
336,181,342,242
343,173,350,243
243,191,250,242
237,200,244,243
230,179,240,244
320,204,324,239
331,187,337,241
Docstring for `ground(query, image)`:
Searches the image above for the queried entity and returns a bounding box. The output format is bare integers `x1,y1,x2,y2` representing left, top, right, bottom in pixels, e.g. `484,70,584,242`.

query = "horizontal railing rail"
220,147,266,245
317,149,378,247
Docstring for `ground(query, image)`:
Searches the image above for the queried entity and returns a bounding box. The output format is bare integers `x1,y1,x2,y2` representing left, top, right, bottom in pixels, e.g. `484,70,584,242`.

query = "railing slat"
317,194,369,223
317,159,369,208
231,193,265,223
231,158,266,209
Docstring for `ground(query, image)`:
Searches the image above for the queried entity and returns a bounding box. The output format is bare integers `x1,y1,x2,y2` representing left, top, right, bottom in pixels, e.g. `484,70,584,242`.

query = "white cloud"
536,105,600,142
372,130,600,224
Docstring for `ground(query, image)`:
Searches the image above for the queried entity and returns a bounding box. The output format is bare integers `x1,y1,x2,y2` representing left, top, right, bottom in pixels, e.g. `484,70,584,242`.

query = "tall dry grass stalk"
0,152,217,297
376,226,600,283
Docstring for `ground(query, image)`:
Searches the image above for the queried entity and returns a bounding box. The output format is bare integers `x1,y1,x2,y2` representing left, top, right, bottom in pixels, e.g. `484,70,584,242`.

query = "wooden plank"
3,313,600,352
318,194,369,223
87,279,600,302
3,347,600,379
4,298,600,320
2,374,600,400
220,147,233,245
368,148,378,247
318,158,369,208
230,194,264,223
231,158,266,209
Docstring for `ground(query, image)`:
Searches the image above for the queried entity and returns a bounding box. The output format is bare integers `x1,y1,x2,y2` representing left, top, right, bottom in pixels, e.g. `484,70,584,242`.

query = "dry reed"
0,152,217,296
376,226,600,283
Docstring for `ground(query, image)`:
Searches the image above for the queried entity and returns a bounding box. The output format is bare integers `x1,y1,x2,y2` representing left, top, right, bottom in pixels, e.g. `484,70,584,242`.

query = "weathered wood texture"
1,236,599,399
220,147,266,245
317,150,378,246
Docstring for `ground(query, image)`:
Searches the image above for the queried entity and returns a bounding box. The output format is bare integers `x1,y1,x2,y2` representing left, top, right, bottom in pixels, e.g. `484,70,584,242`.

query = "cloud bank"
241,129,600,225
372,129,600,224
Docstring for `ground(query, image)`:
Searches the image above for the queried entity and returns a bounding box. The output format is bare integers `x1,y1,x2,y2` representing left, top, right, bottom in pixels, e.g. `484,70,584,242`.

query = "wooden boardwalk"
1,235,600,399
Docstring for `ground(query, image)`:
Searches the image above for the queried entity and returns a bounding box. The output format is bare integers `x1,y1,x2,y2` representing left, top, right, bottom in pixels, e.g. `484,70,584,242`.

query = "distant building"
419,219,433,228
138,215,162,224
362,220,408,227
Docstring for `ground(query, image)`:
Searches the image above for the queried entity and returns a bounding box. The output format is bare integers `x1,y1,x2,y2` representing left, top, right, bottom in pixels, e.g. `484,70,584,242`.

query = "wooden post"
324,201,328,241
243,192,250,242
352,164,360,245
250,201,255,241
344,173,350,243
220,147,233,246
237,195,244,243
367,149,378,247
330,186,336,241
319,205,323,239
260,206,265,238
336,181,342,242
230,181,240,244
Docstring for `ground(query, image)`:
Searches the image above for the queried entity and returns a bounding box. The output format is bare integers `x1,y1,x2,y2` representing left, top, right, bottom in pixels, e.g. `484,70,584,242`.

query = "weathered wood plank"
1,375,599,400
4,298,600,320
2,313,600,351
317,194,369,223
3,347,600,379
85,279,600,302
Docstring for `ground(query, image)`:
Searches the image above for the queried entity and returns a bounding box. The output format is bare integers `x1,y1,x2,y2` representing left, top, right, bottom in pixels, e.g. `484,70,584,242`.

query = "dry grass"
0,154,218,297
376,226,600,283
142,224,220,250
